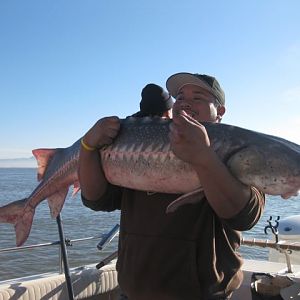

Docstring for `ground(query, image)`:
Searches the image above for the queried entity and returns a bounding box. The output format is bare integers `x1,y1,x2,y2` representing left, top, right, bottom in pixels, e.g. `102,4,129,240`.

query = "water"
0,168,120,281
0,168,299,281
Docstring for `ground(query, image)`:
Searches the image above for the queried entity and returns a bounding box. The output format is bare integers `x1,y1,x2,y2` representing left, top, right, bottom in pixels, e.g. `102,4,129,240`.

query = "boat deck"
1,259,300,300
232,259,300,299
0,261,120,300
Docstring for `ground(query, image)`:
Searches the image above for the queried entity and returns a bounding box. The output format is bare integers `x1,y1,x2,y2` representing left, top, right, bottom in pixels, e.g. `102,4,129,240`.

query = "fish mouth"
281,189,300,199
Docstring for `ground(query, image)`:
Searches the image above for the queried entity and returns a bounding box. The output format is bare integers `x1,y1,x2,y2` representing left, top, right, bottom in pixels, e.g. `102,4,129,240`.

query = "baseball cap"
137,83,173,116
166,72,225,106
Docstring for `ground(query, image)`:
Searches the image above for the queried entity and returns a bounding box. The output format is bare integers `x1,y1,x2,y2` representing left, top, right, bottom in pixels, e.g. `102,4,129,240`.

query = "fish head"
227,143,300,197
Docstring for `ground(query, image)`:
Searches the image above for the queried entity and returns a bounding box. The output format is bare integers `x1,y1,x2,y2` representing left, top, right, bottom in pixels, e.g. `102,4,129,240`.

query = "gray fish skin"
101,117,201,194
0,116,300,246
102,117,300,198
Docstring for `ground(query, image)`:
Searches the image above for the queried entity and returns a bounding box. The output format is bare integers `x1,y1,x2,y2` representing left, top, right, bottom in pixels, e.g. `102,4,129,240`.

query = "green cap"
166,72,225,106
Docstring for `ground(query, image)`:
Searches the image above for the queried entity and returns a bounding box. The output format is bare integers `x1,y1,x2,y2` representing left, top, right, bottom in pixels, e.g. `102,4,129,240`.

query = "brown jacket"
82,186,265,300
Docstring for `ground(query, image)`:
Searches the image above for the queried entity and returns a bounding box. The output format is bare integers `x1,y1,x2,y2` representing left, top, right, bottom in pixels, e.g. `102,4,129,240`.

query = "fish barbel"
0,116,299,246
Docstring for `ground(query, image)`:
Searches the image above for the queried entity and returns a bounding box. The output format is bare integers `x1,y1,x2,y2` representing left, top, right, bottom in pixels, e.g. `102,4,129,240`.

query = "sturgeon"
0,116,300,246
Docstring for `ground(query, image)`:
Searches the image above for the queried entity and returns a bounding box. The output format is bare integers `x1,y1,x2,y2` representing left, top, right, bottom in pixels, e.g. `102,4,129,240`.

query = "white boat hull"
0,261,120,300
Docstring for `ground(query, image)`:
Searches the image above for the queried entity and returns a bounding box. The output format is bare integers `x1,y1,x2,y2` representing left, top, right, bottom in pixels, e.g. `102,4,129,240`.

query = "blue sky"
0,0,299,159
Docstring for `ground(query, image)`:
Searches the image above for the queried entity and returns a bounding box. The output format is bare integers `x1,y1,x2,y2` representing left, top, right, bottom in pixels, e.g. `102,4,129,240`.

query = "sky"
0,0,299,160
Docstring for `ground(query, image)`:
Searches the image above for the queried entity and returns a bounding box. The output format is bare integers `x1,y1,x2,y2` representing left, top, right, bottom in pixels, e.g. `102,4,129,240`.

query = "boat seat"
0,261,120,300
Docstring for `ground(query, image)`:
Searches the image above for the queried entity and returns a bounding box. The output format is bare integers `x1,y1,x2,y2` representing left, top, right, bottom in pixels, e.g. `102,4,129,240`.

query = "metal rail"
241,237,300,252
56,214,74,300
0,233,109,254
241,237,300,273
0,222,120,300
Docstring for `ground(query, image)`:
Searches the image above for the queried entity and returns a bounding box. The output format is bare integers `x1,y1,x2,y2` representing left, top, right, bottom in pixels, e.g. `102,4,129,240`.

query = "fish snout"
281,189,300,200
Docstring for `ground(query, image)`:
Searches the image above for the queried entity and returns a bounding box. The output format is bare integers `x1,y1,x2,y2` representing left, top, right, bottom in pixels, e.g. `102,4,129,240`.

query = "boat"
0,216,121,300
234,214,300,299
0,261,120,300
1,216,300,300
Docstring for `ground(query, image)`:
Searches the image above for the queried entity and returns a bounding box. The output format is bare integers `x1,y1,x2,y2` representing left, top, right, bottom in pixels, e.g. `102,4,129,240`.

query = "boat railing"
241,237,300,252
241,215,300,274
0,214,120,300
0,223,119,273
241,237,300,274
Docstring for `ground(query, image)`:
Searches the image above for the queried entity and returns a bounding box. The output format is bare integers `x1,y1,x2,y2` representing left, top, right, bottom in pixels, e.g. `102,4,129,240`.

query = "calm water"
0,168,299,281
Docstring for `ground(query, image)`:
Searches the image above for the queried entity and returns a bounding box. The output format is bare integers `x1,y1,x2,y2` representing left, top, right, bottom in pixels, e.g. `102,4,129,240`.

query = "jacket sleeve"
81,183,122,212
222,187,265,231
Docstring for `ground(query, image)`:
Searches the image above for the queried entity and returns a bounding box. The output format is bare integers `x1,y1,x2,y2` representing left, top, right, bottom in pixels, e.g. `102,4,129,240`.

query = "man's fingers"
177,109,203,127
172,110,190,125
97,137,113,148
106,127,120,139
181,111,202,126
173,110,202,128
99,116,120,128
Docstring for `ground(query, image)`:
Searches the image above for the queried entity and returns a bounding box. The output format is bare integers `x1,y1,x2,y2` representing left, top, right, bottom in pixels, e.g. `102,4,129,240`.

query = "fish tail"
15,208,35,247
0,199,27,224
0,199,35,247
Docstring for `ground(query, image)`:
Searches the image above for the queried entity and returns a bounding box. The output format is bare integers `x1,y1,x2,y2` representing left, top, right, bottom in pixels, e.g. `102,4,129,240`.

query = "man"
78,73,265,300
131,83,173,118
125,83,174,300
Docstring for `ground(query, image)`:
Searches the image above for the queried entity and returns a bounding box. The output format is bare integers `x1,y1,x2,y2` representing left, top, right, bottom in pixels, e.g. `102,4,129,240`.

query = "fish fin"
72,181,81,197
15,208,35,247
0,198,34,246
47,188,69,218
32,148,57,181
166,188,205,213
0,199,27,224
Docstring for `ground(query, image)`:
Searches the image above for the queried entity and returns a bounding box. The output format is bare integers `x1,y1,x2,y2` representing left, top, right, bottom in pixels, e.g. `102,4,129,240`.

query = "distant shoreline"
0,167,37,169
0,157,36,168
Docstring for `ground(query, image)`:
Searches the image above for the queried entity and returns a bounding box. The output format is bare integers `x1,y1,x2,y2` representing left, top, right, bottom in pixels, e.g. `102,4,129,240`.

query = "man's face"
173,84,224,123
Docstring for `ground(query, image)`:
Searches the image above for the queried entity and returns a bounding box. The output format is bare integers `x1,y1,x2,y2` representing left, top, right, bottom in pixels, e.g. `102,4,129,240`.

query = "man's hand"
83,116,120,149
169,110,214,167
